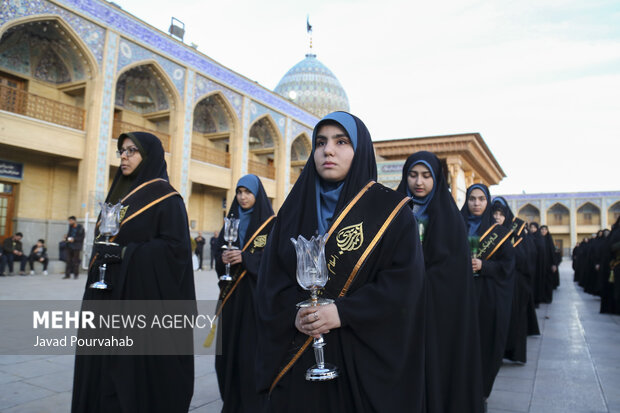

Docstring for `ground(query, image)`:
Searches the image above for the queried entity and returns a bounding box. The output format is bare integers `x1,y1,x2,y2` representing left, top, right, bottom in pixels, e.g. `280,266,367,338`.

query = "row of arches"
0,17,314,185
518,201,620,227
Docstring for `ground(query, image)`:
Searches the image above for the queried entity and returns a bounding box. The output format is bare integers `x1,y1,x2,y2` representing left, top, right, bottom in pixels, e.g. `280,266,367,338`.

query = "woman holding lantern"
256,112,427,412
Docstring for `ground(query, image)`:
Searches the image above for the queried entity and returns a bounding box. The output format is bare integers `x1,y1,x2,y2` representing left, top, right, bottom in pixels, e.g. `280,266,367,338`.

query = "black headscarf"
106,132,169,204
492,196,515,229
216,174,274,250
461,183,493,236
396,151,483,412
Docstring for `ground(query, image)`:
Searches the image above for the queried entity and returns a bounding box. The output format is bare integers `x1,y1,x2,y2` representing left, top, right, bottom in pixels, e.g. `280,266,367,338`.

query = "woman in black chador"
72,132,196,413
540,225,561,293
460,184,515,401
396,151,483,413
213,174,275,412
492,197,539,365
528,222,549,304
256,112,426,412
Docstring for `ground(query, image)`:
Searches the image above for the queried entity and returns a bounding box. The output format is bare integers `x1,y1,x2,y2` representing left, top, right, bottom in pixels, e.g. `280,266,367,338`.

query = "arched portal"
547,203,570,226
248,115,280,180
608,201,620,226
192,93,235,168
518,204,540,224
0,18,97,129
577,202,601,226
290,133,311,184
112,62,177,152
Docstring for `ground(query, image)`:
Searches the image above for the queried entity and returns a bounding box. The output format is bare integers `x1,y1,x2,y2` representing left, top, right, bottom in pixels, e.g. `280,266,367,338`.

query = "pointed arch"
609,201,620,226
0,15,99,80
112,60,179,152
546,202,570,226
191,91,239,168
290,132,311,184
518,203,540,224
248,114,282,180
577,202,601,226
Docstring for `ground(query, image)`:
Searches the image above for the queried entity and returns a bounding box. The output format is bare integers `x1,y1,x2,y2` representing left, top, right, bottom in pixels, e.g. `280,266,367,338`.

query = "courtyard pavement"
0,260,618,412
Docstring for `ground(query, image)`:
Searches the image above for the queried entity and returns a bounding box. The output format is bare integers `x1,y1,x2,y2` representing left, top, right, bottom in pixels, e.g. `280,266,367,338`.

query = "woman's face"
119,137,143,176
236,186,256,210
313,124,354,183
407,163,434,198
467,188,487,216
492,210,506,225
540,226,549,236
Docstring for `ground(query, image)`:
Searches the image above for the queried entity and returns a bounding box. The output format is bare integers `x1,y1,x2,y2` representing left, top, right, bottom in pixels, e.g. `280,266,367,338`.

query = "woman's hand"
472,258,482,273
295,304,341,338
222,250,243,265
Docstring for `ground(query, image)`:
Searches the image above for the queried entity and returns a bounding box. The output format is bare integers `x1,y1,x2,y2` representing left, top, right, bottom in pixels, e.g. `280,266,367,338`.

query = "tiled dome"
274,53,350,118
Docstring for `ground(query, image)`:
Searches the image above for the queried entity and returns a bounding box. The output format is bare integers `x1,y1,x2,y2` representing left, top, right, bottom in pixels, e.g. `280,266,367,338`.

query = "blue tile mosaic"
194,74,242,121
1,0,105,66
117,38,185,99
95,31,118,197
179,70,195,200
290,121,312,145
249,100,286,140
241,97,250,175
53,0,318,127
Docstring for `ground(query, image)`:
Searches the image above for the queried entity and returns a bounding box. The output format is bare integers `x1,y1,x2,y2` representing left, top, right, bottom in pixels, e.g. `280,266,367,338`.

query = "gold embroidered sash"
269,181,410,393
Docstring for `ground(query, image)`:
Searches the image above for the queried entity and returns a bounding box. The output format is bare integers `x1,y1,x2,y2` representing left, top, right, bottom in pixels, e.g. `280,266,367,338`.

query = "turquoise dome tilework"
274,54,349,118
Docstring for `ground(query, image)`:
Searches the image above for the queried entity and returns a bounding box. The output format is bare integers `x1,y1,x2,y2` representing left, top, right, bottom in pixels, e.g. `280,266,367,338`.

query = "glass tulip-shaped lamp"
220,216,240,281
90,202,122,290
291,234,339,381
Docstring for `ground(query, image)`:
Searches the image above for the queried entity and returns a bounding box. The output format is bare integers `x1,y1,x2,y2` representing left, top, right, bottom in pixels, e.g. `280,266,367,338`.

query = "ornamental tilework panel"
284,118,291,190
179,70,195,200
241,98,250,175
52,0,318,126
194,74,242,120
117,38,185,99
576,199,602,210
248,101,286,139
290,121,312,146
543,199,570,210
95,31,119,197
1,0,105,66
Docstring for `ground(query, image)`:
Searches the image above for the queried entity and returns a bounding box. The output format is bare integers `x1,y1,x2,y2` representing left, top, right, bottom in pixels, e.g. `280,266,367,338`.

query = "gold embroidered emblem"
336,222,364,253
119,205,129,222
253,235,267,248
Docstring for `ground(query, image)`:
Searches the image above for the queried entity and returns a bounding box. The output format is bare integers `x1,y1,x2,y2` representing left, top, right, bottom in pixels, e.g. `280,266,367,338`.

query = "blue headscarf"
405,160,436,222
464,184,491,236
236,174,260,248
314,112,358,235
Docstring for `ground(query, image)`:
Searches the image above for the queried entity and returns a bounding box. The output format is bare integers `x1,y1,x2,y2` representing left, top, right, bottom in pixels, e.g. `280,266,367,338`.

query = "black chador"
492,197,539,365
255,112,426,412
396,151,483,413
529,222,549,304
72,132,196,413
212,174,275,412
461,184,515,399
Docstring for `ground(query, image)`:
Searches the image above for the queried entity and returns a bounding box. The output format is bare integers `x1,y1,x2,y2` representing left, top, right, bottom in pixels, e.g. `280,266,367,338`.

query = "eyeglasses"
116,147,140,158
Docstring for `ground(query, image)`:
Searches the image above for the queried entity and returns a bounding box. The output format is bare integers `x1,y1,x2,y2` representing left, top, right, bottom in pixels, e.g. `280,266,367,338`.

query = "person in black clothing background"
28,239,49,275
194,232,206,270
63,216,85,279
0,232,27,276
210,231,219,270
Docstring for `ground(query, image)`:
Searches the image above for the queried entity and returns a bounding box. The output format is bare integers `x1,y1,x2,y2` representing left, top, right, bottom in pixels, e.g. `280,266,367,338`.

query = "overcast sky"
119,0,620,195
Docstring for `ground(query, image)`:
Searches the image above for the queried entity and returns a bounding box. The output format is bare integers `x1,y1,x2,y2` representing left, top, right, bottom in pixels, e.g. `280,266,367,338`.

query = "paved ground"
0,260,619,412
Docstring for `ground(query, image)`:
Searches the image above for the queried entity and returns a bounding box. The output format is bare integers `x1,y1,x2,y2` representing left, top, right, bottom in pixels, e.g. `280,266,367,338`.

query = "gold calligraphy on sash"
253,234,267,249
336,222,364,254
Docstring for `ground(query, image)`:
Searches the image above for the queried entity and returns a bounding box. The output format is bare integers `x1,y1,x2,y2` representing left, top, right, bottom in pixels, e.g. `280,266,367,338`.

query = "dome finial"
306,15,315,57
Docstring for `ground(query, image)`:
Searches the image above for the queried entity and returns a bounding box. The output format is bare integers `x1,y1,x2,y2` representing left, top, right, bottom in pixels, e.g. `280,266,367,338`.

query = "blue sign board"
0,160,24,180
